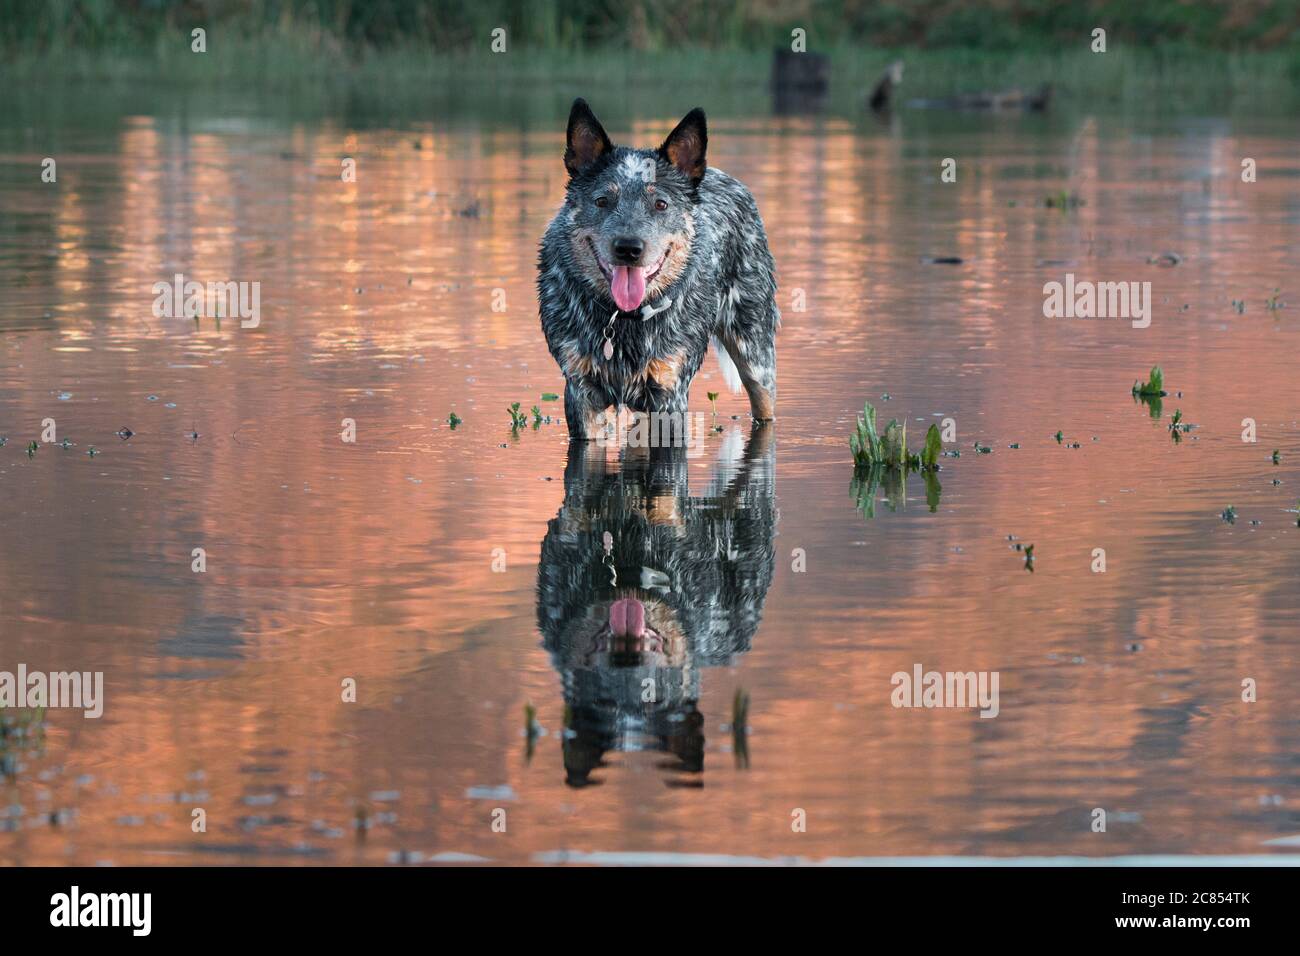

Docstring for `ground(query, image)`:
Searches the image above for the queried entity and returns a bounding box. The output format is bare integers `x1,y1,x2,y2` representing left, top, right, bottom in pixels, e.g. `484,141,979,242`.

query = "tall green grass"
4,0,1299,53
0,1,1296,108
2,36,1294,110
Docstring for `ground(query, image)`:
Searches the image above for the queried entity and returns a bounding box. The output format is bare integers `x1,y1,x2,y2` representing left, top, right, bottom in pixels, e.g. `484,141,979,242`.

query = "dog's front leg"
564,380,608,441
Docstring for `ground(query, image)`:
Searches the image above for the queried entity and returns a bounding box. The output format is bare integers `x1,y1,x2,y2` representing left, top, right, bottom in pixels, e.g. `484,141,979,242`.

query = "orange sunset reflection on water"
1,101,1298,864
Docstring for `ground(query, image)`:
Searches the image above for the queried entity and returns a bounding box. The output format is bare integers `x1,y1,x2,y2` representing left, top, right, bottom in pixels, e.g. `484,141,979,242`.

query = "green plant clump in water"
507,402,527,430
447,412,461,429
850,401,942,472
1132,365,1167,397
707,391,719,416
1044,190,1084,209
850,402,943,518
1221,505,1237,524
1168,409,1194,440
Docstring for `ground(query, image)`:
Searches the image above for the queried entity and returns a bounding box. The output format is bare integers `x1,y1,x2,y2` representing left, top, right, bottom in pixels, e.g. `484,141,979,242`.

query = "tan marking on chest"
642,351,686,389
560,345,595,379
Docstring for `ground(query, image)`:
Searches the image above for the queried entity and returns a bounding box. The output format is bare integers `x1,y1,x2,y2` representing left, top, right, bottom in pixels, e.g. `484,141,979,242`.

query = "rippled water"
2,82,1298,865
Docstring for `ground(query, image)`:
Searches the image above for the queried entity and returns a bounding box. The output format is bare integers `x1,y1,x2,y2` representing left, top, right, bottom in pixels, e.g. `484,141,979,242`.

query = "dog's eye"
594,196,609,208
654,199,668,211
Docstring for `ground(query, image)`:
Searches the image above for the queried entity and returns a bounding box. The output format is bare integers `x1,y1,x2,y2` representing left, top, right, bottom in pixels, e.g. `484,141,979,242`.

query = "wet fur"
538,99,779,438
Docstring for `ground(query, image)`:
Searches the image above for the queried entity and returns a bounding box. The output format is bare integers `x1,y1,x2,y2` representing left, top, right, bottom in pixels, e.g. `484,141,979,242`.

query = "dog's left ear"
658,108,707,184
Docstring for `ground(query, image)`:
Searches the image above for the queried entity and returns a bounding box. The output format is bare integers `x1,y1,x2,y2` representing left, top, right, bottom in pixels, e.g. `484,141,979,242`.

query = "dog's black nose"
611,237,644,264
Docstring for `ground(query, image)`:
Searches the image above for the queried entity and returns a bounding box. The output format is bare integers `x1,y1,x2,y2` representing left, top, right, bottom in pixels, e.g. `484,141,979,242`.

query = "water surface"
2,81,1298,865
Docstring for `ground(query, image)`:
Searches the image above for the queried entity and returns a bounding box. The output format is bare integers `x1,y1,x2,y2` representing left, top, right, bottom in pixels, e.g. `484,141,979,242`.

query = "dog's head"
560,98,706,313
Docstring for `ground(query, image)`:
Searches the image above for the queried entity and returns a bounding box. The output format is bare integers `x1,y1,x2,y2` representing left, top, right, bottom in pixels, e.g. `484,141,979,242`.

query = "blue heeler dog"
538,99,779,440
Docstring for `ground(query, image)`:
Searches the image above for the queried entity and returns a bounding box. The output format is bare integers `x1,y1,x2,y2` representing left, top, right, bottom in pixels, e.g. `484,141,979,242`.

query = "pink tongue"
611,266,646,312
609,598,645,637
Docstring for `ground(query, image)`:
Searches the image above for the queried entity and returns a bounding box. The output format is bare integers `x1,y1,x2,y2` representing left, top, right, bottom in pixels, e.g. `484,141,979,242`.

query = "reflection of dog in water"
536,424,776,787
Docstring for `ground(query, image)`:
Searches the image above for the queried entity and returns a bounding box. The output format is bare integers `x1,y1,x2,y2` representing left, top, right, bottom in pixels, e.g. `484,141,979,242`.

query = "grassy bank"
2,33,1297,110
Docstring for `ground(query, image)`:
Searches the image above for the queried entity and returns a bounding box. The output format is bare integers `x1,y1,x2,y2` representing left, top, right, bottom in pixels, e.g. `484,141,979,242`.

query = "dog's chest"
573,311,703,398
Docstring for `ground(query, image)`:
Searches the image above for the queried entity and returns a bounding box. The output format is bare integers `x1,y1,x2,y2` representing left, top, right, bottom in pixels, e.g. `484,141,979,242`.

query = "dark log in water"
911,83,1052,111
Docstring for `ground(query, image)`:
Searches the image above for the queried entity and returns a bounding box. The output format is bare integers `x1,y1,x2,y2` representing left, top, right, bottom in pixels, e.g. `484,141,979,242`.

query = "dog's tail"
712,337,743,393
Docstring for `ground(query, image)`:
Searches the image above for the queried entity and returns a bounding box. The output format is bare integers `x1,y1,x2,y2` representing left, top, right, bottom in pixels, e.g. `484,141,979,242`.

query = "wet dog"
536,425,776,787
538,99,779,439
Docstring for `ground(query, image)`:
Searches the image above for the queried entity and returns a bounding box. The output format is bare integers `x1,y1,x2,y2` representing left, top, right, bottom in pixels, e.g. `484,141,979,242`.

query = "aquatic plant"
1023,543,1035,572
732,688,750,770
1232,299,1246,314
1221,505,1237,524
541,392,559,402
850,403,943,518
1132,365,1166,397
1265,288,1284,312
447,412,461,429
1168,409,1194,440
851,462,942,517
849,401,941,471
707,391,719,416
1272,450,1280,464
531,405,543,427
26,440,38,457
507,402,527,429
524,701,540,761
921,424,942,471
1044,190,1084,209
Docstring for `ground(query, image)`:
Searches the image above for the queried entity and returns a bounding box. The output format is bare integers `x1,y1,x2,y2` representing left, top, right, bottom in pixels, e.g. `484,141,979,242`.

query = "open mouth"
581,628,667,667
577,596,674,666
588,238,670,312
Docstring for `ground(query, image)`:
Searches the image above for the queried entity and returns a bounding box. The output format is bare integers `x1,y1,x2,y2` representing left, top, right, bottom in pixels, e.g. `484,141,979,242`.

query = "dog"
538,99,779,440
536,424,776,787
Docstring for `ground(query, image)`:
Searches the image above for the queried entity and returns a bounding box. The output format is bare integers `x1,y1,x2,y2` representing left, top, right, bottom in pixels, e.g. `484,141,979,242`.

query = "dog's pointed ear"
565,98,613,178
658,108,708,184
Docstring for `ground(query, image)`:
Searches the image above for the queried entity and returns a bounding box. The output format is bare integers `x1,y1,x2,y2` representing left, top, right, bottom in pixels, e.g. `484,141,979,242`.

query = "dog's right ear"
564,98,613,178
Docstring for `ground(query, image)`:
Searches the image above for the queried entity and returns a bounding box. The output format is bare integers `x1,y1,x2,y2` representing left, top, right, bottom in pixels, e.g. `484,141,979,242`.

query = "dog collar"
600,297,674,361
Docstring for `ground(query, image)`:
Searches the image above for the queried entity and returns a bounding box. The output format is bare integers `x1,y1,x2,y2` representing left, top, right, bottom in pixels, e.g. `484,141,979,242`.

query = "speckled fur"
538,99,779,439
